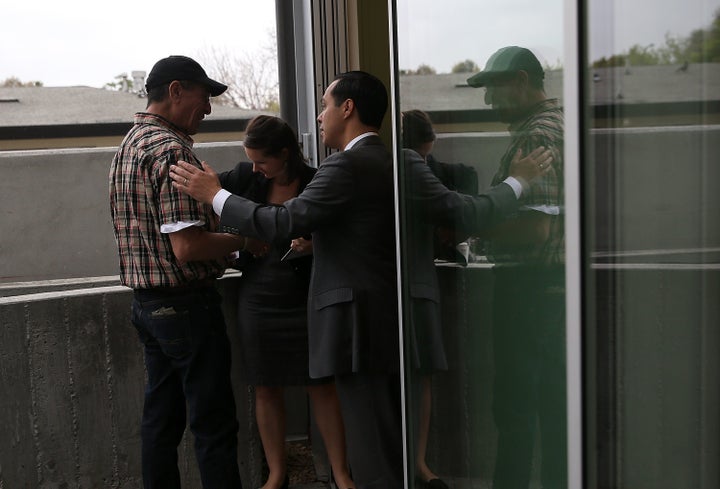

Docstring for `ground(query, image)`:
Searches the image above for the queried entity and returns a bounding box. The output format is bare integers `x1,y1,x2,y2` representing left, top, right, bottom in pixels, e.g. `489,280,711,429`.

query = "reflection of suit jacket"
402,149,519,369
426,153,478,195
219,136,398,377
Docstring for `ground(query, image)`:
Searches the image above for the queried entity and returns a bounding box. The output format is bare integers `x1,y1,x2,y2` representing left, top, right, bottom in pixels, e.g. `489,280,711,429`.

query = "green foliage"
2,76,43,87
451,59,479,73
103,73,134,92
414,64,437,75
401,64,437,75
592,8,720,67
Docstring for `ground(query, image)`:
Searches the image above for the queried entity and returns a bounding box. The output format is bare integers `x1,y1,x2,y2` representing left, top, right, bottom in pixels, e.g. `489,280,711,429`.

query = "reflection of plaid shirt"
488,99,565,265
109,112,229,289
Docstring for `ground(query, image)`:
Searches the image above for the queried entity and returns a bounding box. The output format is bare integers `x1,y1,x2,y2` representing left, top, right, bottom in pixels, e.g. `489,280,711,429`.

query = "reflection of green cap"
466,46,544,87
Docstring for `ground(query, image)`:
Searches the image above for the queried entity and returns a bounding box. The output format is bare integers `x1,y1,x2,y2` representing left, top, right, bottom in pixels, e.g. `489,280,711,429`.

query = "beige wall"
0,143,245,283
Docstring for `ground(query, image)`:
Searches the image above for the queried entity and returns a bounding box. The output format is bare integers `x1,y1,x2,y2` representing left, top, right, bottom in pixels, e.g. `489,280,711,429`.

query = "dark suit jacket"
219,136,398,378
401,149,519,370
218,161,316,275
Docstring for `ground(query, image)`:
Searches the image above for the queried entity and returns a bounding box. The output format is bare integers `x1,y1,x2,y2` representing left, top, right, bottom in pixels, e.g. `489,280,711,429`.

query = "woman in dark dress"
402,110,451,489
219,116,353,489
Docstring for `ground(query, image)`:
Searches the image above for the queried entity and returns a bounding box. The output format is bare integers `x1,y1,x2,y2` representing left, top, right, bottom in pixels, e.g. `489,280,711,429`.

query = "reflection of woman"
402,109,551,489
401,110,450,489
219,116,353,489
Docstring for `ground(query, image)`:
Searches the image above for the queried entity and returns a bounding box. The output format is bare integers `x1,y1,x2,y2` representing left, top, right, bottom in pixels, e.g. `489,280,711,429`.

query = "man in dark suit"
171,71,401,488
169,71,551,488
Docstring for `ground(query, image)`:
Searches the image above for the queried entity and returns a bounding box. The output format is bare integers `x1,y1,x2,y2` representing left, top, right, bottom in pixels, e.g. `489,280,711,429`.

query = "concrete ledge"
0,276,262,488
0,276,122,298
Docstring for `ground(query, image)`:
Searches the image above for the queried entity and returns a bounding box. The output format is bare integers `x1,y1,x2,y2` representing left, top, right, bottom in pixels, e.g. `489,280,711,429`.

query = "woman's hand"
290,237,313,255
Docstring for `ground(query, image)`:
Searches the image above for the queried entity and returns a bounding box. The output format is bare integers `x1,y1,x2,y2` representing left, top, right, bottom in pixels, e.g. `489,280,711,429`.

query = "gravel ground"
260,439,333,489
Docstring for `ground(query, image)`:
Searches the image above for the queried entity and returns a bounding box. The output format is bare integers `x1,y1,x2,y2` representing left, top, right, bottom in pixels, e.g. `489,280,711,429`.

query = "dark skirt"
236,247,330,386
409,297,448,374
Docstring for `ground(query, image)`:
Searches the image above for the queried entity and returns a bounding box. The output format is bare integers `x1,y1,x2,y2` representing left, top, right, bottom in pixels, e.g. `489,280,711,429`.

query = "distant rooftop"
0,86,265,128
398,63,720,112
2,63,719,129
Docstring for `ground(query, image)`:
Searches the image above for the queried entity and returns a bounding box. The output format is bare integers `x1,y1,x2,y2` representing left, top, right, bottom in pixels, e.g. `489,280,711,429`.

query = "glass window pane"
585,0,720,487
395,1,568,487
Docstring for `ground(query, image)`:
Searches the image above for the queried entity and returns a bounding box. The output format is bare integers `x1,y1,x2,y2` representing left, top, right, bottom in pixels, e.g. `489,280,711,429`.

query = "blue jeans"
131,287,242,489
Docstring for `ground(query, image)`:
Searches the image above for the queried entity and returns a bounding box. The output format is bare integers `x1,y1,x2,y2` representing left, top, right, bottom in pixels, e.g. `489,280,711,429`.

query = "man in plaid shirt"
109,56,245,489
467,46,567,489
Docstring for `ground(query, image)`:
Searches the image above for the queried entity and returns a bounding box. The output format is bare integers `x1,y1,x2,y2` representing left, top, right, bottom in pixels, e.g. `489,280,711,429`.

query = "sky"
2,0,719,88
1,0,277,88
397,0,720,73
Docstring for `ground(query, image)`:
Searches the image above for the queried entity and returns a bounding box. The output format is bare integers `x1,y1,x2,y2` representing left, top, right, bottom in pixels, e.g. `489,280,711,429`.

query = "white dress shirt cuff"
160,220,203,233
212,189,232,216
502,176,525,199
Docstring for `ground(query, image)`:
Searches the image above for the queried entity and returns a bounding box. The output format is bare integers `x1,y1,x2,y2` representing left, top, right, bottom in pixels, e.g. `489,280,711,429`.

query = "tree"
684,9,720,62
197,32,280,111
400,64,437,76
451,59,479,73
591,7,720,67
104,73,135,93
2,76,43,87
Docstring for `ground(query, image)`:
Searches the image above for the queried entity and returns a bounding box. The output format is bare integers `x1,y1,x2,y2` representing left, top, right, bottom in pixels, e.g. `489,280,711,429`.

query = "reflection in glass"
586,1,720,488
395,1,566,487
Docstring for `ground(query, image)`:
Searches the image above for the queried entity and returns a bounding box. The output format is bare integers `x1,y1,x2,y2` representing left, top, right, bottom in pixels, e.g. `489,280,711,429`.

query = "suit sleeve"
404,149,519,235
219,154,354,241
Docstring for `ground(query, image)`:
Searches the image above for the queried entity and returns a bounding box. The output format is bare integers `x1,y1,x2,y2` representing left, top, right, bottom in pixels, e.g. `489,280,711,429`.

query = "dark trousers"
335,371,404,489
131,287,242,489
491,266,567,489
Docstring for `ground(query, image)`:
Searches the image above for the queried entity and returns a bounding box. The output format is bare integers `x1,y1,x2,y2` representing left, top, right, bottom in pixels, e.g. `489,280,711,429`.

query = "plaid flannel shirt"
488,99,565,266
109,112,229,288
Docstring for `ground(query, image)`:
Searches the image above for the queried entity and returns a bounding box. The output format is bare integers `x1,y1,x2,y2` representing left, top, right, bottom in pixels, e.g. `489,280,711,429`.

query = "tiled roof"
3,63,719,127
0,86,264,127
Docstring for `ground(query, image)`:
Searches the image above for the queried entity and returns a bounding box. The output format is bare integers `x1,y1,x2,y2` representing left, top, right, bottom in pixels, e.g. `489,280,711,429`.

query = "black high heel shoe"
332,476,355,489
416,476,449,489
257,475,288,489
426,479,449,489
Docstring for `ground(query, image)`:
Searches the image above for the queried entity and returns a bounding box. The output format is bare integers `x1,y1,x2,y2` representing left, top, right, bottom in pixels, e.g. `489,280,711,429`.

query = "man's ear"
168,80,183,101
516,70,530,89
342,98,355,119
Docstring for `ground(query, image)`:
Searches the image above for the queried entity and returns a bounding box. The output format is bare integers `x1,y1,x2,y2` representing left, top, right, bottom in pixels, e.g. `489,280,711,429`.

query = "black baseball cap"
145,55,228,96
466,46,544,87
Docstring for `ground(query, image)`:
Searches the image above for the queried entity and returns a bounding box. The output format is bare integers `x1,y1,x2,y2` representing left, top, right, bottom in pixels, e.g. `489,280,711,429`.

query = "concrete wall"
0,276,264,488
0,143,246,283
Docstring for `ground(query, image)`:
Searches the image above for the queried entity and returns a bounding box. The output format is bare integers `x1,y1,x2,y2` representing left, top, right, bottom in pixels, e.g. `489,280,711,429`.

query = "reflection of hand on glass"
508,146,553,187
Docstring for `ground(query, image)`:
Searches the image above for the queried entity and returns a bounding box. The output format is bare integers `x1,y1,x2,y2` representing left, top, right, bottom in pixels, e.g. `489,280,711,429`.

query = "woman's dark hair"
243,115,306,182
402,109,436,151
331,71,388,128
